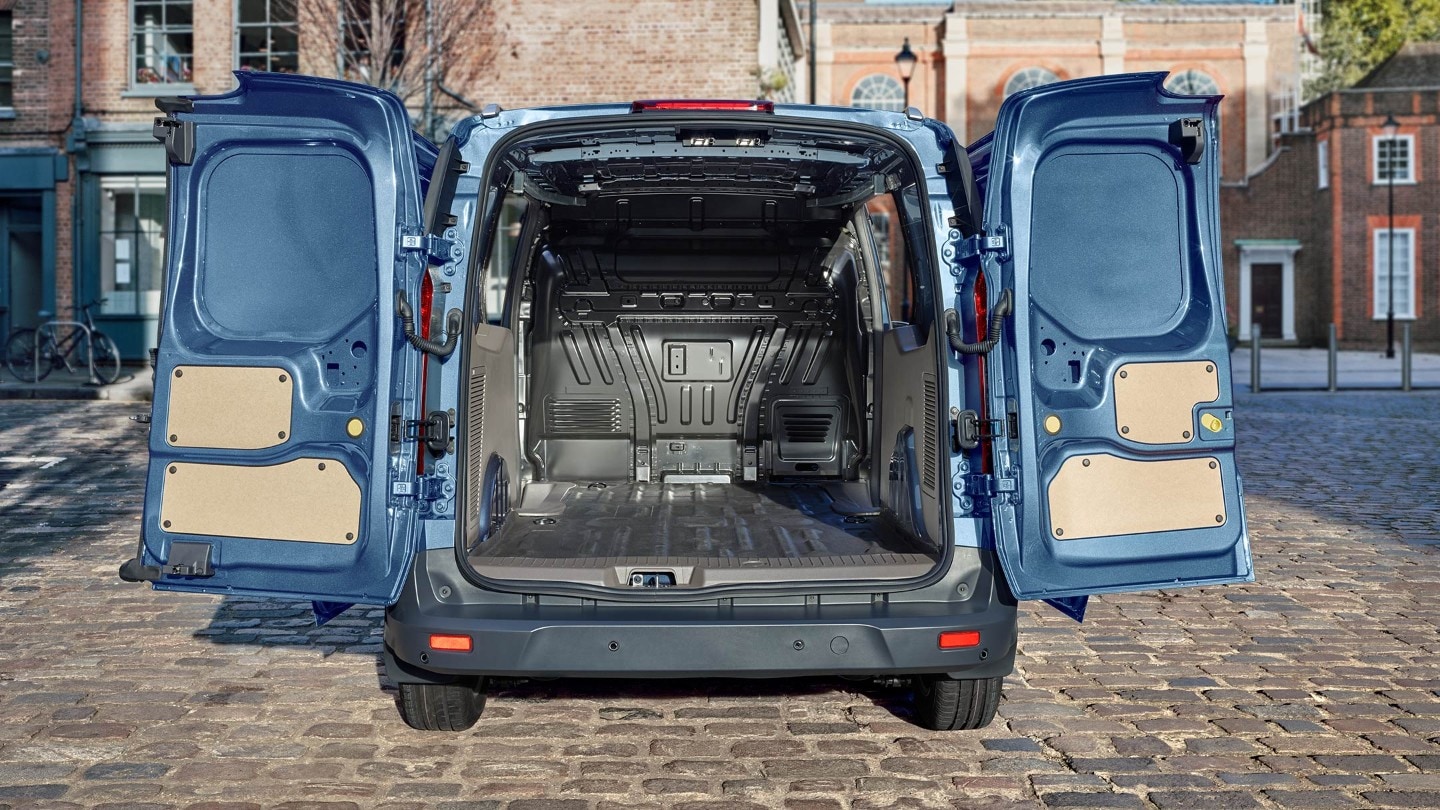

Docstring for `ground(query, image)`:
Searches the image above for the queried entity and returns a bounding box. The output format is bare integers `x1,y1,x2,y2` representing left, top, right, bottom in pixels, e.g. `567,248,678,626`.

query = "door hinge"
390,411,452,457
956,226,1010,266
393,475,448,501
400,232,456,264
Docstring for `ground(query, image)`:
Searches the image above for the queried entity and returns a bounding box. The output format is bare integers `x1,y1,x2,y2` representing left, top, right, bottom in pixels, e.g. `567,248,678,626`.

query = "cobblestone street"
0,392,1437,809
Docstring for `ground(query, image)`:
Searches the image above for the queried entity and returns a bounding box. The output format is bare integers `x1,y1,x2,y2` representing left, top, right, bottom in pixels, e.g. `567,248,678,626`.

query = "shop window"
132,0,194,88
236,0,299,73
100,178,167,317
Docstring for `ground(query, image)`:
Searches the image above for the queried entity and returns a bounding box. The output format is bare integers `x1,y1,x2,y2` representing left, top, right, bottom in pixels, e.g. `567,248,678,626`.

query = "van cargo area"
458,117,953,588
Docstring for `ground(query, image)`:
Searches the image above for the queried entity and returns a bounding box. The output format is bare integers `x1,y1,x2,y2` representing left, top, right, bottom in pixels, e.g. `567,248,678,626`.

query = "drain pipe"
69,0,85,320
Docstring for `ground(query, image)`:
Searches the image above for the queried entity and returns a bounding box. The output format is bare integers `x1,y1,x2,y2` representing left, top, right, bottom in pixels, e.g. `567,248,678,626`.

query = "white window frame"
1372,227,1417,320
1004,67,1058,99
1238,242,1300,342
128,0,196,94
234,0,299,74
849,74,906,113
1317,138,1329,189
1164,69,1220,97
1372,134,1415,185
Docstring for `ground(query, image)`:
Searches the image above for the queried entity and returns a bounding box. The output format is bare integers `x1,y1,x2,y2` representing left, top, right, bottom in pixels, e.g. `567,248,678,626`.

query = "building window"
1003,67,1058,98
236,0,299,73
0,11,13,109
340,0,409,88
132,0,194,87
1164,69,1220,96
1373,228,1416,320
100,177,167,317
849,74,905,112
1374,134,1415,184
1317,139,1329,189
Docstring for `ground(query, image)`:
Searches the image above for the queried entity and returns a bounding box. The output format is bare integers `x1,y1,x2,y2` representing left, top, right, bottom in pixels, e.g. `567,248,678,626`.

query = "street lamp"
1383,114,1399,358
894,38,917,109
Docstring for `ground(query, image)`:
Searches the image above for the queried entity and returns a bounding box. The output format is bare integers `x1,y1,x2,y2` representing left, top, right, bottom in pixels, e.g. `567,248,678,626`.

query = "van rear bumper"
383,553,1019,681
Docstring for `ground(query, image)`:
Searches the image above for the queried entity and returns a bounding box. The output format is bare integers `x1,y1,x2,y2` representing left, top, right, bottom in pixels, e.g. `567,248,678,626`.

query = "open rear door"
979,73,1251,615
122,73,430,606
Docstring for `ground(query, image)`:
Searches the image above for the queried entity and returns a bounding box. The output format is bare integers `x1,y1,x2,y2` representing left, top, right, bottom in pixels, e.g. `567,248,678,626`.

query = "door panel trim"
161,458,361,544
1047,454,1225,540
165,365,293,449
1112,360,1218,445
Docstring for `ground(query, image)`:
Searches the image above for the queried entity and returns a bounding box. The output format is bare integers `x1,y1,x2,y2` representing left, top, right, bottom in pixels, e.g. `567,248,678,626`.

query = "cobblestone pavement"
1,393,1437,809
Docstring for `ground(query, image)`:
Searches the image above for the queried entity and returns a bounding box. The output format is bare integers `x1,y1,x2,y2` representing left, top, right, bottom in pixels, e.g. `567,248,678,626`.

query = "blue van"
121,71,1251,732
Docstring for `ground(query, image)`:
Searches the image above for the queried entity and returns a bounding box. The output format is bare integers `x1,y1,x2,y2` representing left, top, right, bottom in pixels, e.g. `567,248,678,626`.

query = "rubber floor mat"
472,482,932,560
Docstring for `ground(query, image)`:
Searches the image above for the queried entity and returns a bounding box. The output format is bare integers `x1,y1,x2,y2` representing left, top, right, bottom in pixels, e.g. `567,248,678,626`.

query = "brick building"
808,0,1305,182
0,0,804,360
1223,43,1440,348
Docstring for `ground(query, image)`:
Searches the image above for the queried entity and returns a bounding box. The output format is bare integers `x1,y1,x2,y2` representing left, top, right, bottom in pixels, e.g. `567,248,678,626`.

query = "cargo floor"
467,482,937,584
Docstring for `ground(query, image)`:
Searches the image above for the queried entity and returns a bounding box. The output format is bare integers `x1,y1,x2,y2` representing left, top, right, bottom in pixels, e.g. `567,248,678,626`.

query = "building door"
1251,263,1283,339
0,196,44,335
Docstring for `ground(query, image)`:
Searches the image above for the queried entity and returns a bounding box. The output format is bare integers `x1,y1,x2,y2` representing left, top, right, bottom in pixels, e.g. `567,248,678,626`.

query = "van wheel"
911,675,1001,731
397,678,487,731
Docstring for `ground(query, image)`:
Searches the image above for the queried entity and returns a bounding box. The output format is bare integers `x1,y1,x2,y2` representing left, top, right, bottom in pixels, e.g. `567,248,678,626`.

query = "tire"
89,332,123,385
4,328,49,382
911,674,1002,731
397,678,487,731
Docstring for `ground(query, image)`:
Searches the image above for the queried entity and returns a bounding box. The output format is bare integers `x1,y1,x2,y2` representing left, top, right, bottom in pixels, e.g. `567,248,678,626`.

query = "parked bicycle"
4,299,123,385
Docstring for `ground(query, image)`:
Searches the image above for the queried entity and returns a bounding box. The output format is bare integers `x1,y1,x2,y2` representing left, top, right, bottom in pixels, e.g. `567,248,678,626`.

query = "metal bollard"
1250,325,1262,393
1401,322,1412,392
1327,323,1338,392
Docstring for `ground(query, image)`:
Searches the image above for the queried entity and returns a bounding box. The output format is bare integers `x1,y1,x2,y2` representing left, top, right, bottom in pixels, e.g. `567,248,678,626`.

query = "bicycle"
4,299,123,385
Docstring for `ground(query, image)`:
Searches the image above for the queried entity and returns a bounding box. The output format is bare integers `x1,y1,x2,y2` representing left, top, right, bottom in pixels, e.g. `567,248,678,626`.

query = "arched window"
850,74,906,112
1003,67,1059,98
1165,69,1220,96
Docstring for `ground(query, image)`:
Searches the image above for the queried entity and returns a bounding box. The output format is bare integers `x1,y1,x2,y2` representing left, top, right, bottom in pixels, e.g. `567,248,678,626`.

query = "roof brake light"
631,99,775,114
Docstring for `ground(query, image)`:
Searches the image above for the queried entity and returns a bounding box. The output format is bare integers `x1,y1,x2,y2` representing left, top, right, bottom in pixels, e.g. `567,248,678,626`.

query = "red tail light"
973,271,992,475
631,99,775,113
939,630,981,650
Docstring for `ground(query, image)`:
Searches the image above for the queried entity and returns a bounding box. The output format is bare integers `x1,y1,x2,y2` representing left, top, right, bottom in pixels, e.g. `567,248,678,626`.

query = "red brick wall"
1318,91,1440,348
0,0,74,140
1225,89,1440,350
82,0,238,123
0,0,75,315
470,0,762,109
1220,132,1331,346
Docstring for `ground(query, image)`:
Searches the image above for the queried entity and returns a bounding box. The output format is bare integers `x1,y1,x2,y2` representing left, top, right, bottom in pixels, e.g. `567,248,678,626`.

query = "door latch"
390,410,452,457
952,409,1017,451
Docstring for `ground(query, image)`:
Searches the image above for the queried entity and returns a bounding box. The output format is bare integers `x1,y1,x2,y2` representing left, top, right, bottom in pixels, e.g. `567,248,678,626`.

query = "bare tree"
285,0,497,136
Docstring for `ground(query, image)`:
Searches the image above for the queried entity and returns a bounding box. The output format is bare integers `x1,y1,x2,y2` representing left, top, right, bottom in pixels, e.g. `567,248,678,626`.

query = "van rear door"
121,73,431,607
975,73,1252,614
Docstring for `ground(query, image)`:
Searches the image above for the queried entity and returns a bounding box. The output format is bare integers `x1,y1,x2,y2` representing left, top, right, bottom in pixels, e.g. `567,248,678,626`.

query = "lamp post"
894,38,917,109
1383,114,1399,358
